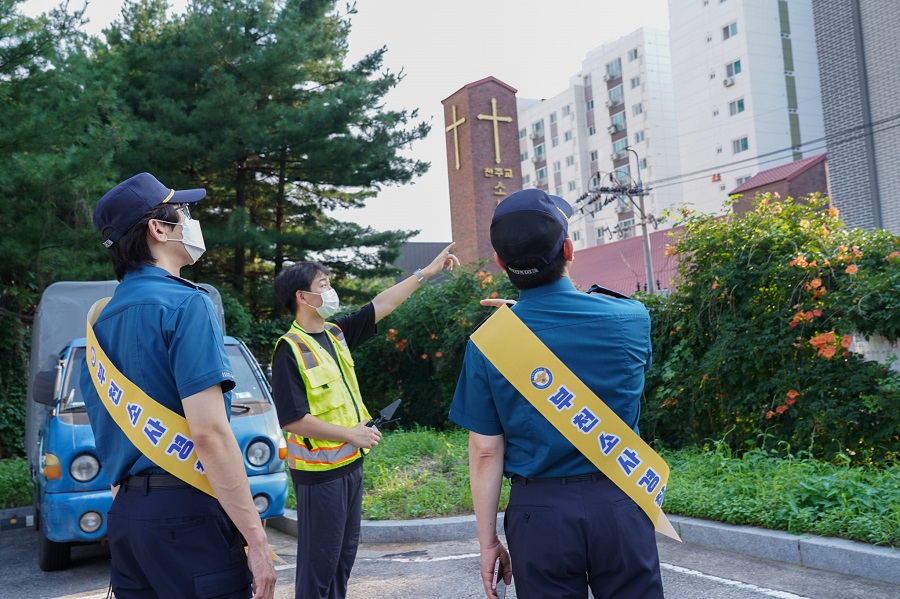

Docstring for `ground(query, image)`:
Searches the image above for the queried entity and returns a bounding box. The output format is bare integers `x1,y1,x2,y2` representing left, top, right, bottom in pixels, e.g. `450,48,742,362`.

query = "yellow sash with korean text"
470,305,680,541
85,298,215,496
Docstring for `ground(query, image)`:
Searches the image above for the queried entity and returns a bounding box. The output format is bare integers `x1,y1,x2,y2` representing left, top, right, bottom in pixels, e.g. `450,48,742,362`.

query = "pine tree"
104,0,430,310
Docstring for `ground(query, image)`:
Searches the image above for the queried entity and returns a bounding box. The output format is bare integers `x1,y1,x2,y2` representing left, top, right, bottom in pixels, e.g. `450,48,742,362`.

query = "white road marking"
59,557,814,599
661,562,812,598
359,552,480,563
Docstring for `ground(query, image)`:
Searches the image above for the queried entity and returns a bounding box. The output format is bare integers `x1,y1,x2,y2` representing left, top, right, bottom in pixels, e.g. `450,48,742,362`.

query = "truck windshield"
60,345,268,411
61,347,88,411
225,344,268,403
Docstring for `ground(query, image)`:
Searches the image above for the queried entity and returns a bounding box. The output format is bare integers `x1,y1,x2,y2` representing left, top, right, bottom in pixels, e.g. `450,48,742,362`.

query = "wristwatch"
414,268,426,283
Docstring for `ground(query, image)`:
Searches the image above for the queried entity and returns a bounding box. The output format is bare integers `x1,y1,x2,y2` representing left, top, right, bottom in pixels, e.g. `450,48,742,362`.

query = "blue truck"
25,281,288,571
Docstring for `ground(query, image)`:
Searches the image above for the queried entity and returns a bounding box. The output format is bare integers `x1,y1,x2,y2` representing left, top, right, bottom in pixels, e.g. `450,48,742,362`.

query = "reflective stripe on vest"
275,322,369,472
281,333,318,370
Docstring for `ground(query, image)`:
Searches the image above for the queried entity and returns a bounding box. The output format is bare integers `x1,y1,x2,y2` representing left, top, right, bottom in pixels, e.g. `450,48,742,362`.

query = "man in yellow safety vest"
270,244,458,599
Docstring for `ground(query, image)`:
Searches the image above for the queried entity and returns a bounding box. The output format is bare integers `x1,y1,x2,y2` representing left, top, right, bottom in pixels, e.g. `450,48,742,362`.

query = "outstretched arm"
372,242,460,323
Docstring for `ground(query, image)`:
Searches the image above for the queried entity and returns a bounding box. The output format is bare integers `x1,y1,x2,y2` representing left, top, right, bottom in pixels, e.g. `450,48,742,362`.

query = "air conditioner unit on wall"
723,77,735,87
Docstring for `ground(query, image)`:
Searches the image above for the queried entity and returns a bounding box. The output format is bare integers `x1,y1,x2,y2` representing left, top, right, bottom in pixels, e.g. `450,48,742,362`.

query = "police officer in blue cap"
82,173,276,599
450,188,664,599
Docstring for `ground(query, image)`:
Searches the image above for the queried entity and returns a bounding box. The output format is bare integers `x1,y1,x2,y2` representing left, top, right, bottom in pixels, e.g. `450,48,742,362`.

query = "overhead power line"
645,111,900,190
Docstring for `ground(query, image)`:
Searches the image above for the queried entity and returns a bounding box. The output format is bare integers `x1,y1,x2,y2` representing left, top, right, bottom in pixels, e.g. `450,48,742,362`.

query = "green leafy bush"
644,194,900,460
0,456,31,509
352,263,516,428
0,315,28,457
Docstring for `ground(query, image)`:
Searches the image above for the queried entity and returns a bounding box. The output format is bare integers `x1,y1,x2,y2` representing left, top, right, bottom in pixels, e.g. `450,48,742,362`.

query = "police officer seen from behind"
82,173,276,599
271,244,459,599
449,189,664,598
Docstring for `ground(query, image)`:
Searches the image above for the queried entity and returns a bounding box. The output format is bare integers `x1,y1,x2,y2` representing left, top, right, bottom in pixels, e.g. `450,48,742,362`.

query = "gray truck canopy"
25,280,224,470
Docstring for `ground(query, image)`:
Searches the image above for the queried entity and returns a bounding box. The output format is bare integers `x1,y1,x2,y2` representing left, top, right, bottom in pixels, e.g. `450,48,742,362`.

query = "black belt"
123,473,188,489
510,472,606,485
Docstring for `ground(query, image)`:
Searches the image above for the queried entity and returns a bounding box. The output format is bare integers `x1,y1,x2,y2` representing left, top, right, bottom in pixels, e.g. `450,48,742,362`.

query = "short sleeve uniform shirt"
81,265,235,485
449,277,652,479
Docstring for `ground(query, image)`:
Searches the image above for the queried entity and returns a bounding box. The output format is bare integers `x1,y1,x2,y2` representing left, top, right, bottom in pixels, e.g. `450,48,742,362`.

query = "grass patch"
285,426,511,520
662,445,900,547
0,456,30,509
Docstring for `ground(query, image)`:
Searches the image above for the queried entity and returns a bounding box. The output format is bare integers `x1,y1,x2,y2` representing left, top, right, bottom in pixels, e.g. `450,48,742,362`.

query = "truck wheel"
38,518,71,571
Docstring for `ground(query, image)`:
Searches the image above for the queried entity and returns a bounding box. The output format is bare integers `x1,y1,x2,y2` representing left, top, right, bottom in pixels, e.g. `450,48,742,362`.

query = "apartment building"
517,27,683,251
668,0,824,216
812,0,900,233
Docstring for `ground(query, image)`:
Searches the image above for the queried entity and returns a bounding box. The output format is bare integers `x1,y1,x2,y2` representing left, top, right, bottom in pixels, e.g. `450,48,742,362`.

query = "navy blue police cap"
93,172,206,247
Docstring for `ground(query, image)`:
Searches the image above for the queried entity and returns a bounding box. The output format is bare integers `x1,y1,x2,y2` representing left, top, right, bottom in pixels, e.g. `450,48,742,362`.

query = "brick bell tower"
442,77,522,266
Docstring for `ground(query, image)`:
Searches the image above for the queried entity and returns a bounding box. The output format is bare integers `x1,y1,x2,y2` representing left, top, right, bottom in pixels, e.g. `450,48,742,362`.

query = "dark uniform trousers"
107,477,252,599
505,474,664,599
293,467,363,599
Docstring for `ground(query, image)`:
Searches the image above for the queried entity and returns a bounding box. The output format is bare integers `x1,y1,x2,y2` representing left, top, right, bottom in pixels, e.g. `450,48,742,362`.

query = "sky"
21,0,670,241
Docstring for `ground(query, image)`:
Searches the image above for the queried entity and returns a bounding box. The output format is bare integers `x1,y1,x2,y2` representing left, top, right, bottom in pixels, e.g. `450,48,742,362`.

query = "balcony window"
723,21,738,40
726,59,742,77
606,58,622,80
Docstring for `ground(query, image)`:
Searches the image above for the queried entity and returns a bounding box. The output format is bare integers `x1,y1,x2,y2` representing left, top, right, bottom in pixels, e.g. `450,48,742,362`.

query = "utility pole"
578,146,656,293
627,147,655,295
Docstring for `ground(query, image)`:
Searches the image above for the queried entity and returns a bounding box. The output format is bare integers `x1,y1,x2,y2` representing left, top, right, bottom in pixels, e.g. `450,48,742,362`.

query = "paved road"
2,524,899,599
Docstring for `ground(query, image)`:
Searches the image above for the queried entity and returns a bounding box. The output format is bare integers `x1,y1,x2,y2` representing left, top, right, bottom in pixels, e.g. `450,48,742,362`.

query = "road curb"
672,516,900,585
0,505,34,532
269,509,506,544
270,510,900,587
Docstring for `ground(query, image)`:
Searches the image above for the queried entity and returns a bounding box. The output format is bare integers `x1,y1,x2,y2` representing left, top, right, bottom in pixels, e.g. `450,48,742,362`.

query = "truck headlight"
246,440,272,467
253,494,270,514
70,454,100,482
79,511,102,533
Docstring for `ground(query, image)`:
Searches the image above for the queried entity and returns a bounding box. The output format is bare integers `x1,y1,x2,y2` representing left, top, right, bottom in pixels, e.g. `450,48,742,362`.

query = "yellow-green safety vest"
274,321,371,472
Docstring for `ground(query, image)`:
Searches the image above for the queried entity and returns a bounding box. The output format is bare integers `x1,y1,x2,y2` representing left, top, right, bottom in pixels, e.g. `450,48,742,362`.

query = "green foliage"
101,0,428,304
219,288,254,340
0,456,30,508
0,0,435,455
0,315,28,457
662,443,900,546
244,317,294,366
353,264,517,428
644,194,900,460
1,1,122,303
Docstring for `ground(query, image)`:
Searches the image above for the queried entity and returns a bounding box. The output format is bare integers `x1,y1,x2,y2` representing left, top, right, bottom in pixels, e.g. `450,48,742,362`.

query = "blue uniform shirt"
80,265,236,486
449,277,652,479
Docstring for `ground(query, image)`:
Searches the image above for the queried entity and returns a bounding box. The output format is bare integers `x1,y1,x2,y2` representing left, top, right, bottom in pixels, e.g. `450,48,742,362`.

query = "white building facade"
517,28,683,251
668,0,825,215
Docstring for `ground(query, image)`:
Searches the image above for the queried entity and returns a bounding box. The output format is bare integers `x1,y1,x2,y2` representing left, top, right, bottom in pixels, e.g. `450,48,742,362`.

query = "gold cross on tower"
477,97,513,164
445,105,467,170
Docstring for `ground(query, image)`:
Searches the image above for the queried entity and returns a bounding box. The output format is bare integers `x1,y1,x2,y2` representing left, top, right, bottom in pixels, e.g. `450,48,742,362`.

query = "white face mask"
161,218,206,264
305,288,339,318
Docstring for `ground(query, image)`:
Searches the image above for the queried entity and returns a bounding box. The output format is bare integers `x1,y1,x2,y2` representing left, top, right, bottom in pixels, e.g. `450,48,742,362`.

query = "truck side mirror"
33,369,59,406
